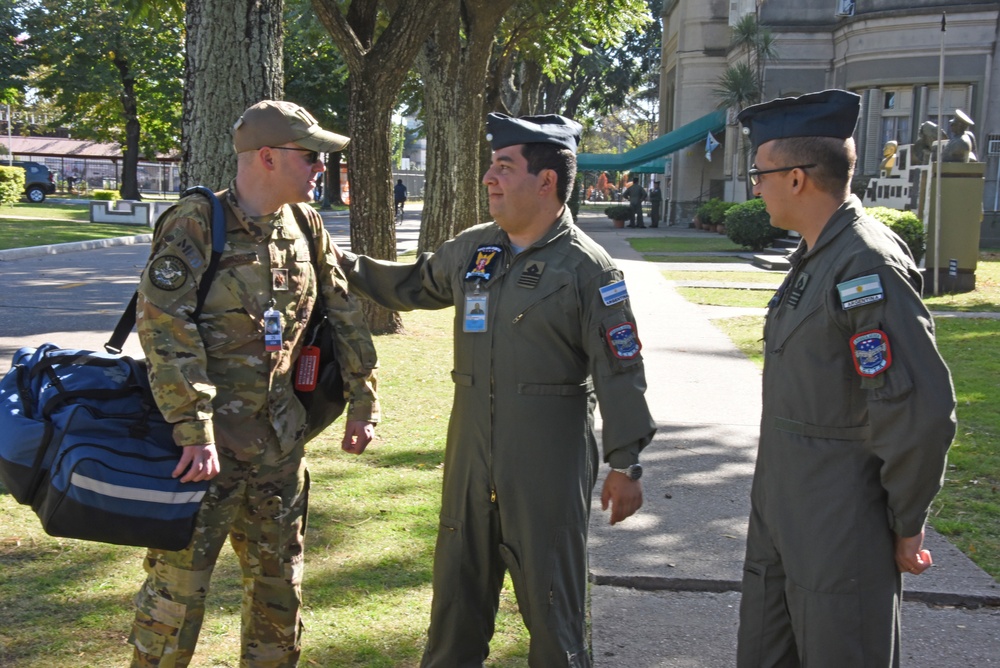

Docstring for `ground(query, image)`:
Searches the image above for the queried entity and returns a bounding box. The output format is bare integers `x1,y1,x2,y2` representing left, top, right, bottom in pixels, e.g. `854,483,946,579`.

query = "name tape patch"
838,274,884,310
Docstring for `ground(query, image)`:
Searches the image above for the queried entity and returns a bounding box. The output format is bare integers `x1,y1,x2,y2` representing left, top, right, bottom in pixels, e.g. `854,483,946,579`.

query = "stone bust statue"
940,109,978,162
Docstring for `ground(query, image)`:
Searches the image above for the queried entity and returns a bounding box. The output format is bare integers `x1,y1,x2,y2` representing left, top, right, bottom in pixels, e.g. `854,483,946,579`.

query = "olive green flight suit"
343,209,656,667
129,187,379,668
737,197,956,667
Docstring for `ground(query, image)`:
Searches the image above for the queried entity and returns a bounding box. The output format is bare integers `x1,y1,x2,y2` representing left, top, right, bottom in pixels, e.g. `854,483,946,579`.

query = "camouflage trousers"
129,442,309,668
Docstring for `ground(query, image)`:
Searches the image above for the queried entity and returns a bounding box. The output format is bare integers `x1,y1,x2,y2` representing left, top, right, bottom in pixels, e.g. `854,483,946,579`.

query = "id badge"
463,292,488,333
263,306,283,351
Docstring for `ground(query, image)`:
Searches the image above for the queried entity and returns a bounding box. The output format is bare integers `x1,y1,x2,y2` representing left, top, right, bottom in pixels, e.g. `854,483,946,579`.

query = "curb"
0,234,153,261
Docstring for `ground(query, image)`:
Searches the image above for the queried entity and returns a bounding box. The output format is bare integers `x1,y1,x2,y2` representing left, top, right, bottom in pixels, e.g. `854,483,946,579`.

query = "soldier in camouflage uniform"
338,113,656,667
128,101,380,668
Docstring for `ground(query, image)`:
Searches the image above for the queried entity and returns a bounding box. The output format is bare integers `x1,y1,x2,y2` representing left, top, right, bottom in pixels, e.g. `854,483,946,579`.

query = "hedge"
724,198,785,251
0,165,25,207
866,206,925,264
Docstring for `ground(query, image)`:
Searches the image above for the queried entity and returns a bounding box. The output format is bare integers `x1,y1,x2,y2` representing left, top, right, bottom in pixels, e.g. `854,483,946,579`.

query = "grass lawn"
662,269,785,285
0,217,146,251
0,308,532,667
628,236,745,253
645,254,748,263
0,202,91,221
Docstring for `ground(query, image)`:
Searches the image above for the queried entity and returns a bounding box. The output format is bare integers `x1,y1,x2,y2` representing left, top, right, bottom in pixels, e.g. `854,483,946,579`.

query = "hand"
173,443,220,482
600,471,643,525
895,530,933,575
342,420,376,455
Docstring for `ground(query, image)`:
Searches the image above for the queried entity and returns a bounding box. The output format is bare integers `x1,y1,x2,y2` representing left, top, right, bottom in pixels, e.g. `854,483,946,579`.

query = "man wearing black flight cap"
336,112,656,667
735,90,956,667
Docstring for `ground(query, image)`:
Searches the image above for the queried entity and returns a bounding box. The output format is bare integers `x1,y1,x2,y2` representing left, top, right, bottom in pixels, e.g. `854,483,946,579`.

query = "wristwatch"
611,463,643,481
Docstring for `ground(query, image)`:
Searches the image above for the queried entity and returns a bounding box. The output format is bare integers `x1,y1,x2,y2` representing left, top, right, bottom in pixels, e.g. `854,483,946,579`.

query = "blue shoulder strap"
105,187,225,354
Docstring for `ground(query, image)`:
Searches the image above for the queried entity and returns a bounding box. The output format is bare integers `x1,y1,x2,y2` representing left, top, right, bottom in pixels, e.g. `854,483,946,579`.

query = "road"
0,208,422,370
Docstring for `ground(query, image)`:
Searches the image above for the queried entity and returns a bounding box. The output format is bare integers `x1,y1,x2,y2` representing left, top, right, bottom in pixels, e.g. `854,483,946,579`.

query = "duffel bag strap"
105,186,227,354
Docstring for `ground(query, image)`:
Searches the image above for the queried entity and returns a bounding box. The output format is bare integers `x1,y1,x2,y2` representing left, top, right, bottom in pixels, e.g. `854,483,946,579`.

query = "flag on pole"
705,131,721,161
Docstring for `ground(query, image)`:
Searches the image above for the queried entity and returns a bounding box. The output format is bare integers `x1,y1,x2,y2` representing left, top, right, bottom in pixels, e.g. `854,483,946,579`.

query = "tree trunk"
416,1,513,252
182,0,284,190
311,0,450,334
114,54,142,201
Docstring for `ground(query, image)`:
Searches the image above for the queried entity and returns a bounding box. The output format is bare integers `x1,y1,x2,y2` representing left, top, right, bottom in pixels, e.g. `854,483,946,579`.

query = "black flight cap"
737,89,861,151
486,113,582,153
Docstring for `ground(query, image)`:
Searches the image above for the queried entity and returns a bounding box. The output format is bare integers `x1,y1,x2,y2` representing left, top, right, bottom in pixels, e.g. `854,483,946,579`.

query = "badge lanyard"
464,280,488,333
263,298,283,351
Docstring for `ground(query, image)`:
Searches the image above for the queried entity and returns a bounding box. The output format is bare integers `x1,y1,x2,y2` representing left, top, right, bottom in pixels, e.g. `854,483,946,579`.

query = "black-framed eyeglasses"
268,147,324,164
748,163,816,186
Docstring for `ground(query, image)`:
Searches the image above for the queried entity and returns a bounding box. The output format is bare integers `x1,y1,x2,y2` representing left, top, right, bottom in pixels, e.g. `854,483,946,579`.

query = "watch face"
629,464,643,480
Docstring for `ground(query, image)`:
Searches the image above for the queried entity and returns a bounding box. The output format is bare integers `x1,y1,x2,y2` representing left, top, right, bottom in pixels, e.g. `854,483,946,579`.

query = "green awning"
577,109,726,172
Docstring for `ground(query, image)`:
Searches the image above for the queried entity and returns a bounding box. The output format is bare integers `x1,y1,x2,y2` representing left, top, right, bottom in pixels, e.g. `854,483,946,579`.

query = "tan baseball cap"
232,100,349,153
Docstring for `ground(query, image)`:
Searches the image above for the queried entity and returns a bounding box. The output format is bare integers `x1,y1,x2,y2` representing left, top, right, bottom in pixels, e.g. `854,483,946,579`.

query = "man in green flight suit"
735,90,956,667
128,100,380,667
337,113,657,667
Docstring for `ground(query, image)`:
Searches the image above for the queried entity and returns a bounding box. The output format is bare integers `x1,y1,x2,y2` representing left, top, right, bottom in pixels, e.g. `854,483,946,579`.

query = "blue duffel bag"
0,345,208,551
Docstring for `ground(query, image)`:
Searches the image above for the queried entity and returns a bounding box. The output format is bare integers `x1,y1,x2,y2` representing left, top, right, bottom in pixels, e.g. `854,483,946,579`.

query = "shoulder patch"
600,280,629,306
606,322,641,359
850,329,892,377
149,255,189,291
838,274,884,310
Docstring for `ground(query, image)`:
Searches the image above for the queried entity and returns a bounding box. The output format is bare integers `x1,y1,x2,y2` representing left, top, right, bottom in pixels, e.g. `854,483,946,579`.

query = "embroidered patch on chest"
517,260,546,288
599,280,629,306
465,245,503,281
850,329,892,377
838,274,884,310
606,322,641,359
149,255,188,291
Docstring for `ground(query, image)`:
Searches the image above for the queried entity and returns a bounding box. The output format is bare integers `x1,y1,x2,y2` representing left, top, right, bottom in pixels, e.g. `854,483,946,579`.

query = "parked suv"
12,161,57,202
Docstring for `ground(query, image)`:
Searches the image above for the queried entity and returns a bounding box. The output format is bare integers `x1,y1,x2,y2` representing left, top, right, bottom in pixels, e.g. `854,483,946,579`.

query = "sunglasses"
748,163,815,186
269,147,324,164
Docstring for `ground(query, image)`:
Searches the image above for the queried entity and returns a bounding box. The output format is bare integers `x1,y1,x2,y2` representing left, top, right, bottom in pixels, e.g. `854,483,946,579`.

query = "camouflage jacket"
137,185,379,456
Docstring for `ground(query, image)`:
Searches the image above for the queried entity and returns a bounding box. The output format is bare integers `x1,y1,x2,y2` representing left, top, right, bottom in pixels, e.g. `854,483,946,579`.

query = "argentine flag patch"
600,280,629,306
837,274,884,310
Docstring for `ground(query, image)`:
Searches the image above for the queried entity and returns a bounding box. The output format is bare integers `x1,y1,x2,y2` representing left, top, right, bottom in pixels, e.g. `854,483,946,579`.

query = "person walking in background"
336,112,656,667
735,89,956,668
623,176,646,228
394,178,408,216
128,100,380,668
648,180,663,227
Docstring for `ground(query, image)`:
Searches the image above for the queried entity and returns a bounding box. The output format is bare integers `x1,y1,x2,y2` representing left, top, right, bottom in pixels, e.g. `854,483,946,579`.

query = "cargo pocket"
736,560,768,666
498,542,532,629
432,515,464,605
129,592,186,660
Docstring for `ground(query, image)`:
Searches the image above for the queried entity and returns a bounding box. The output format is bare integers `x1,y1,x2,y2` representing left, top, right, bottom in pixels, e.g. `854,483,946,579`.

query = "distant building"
659,0,999,224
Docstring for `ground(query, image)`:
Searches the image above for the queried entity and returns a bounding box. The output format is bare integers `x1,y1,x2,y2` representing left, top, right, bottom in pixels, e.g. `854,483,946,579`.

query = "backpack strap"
105,186,227,354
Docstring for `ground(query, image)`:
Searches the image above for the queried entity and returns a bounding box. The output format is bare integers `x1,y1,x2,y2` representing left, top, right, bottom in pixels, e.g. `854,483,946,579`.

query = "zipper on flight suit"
510,283,570,324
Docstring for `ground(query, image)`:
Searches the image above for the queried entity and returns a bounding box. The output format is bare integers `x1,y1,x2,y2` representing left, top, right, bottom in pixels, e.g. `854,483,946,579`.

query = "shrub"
0,165,25,207
696,198,738,227
604,204,633,221
90,189,121,201
724,198,785,251
866,206,925,264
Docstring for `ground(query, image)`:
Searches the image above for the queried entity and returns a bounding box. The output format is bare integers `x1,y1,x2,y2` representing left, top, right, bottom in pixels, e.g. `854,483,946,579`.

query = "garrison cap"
952,109,974,126
233,100,349,154
737,89,861,151
486,113,582,153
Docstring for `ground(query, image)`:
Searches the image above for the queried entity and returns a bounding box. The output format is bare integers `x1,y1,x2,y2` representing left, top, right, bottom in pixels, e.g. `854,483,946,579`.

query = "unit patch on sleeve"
838,274,884,310
606,322,641,359
850,329,892,377
149,255,189,291
465,245,503,281
599,280,629,306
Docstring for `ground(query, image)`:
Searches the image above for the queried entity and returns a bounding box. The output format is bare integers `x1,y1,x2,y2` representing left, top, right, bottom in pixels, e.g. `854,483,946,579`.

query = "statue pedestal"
921,162,985,294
